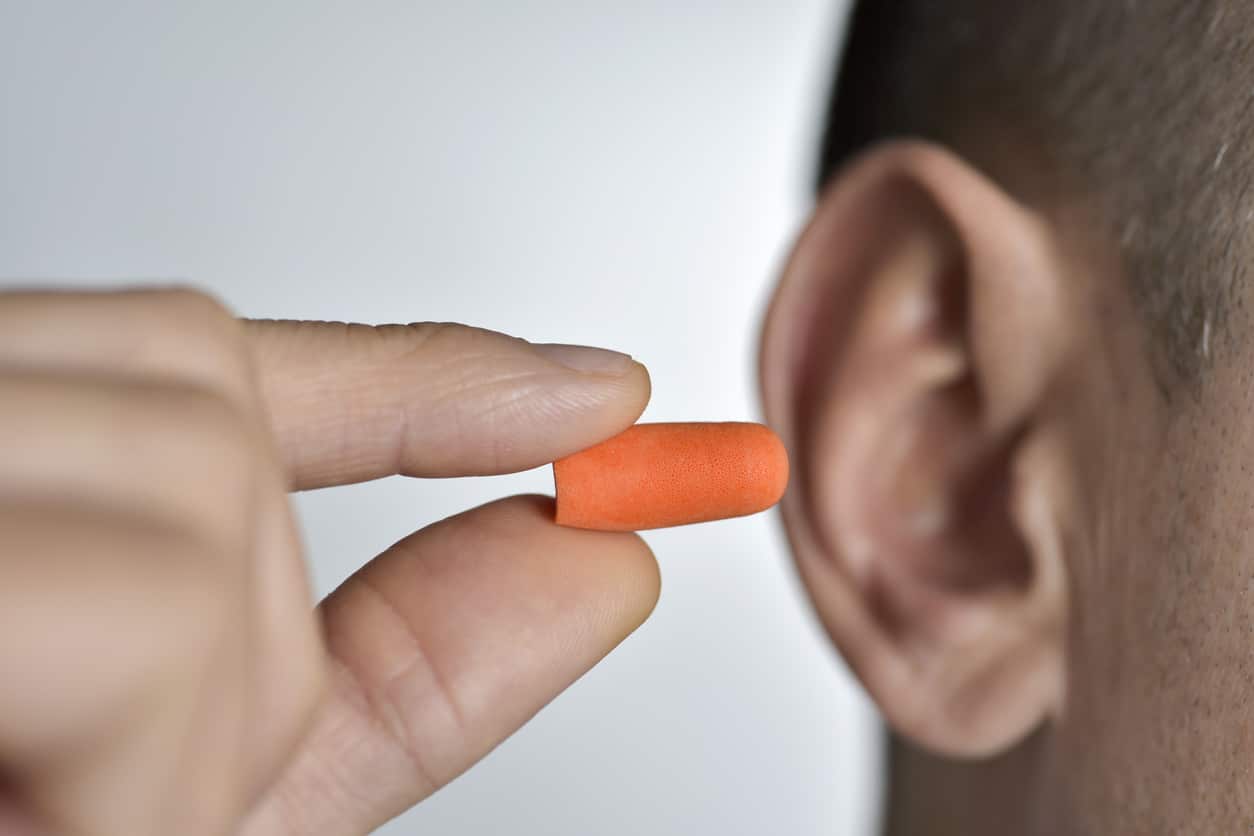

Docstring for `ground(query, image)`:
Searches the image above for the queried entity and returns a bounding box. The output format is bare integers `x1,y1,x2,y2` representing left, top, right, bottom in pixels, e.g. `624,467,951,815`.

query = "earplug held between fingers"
553,422,790,531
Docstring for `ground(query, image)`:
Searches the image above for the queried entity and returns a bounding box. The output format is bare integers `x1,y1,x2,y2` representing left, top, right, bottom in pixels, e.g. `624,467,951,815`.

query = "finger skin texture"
554,422,790,531
243,320,652,488
0,505,251,836
0,288,654,836
0,374,258,546
0,293,650,488
0,289,325,836
0,289,259,411
239,496,660,836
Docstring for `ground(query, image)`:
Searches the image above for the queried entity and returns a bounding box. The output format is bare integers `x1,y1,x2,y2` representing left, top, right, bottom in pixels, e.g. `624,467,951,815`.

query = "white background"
0,2,880,833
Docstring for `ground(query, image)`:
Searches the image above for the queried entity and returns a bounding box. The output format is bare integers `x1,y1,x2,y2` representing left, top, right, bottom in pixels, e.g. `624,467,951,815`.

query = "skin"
3,146,1225,835
759,139,1245,833
0,288,659,836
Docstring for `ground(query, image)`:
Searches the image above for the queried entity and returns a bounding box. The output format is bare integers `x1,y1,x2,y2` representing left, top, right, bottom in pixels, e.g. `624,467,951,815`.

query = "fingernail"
533,343,637,376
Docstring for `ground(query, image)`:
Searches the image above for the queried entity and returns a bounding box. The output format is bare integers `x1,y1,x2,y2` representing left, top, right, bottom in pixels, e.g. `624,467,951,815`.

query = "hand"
0,288,659,836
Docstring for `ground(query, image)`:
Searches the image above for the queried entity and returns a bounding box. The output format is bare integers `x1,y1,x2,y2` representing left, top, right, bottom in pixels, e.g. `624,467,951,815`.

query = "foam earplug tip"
552,422,789,532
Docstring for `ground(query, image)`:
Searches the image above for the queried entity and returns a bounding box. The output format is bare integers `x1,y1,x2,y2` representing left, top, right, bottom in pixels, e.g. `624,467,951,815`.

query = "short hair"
819,1,1254,386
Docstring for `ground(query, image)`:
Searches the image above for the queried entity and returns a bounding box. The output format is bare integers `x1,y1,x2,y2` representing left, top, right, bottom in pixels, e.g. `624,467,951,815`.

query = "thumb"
239,496,660,836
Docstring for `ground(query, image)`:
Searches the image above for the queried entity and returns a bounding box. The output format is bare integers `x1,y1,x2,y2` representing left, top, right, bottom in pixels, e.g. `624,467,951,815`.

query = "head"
760,1,1254,832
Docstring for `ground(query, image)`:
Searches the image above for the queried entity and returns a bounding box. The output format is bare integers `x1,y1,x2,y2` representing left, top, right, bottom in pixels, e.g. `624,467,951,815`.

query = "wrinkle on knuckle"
339,321,446,369
154,286,235,328
146,287,252,397
401,323,520,379
351,575,468,793
151,388,258,542
163,389,255,481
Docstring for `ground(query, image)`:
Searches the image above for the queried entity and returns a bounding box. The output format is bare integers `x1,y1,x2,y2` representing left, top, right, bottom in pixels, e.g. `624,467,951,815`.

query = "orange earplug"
553,422,789,531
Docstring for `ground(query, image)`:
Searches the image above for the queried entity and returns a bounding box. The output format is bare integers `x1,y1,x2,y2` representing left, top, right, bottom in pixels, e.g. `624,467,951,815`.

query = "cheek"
1049,394,1254,829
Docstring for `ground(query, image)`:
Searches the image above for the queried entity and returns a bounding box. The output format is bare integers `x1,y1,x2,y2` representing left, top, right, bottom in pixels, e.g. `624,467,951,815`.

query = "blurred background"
0,2,880,833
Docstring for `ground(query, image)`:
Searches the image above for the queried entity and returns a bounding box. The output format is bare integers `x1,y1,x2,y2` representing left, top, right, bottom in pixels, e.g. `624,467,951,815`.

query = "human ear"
760,142,1074,756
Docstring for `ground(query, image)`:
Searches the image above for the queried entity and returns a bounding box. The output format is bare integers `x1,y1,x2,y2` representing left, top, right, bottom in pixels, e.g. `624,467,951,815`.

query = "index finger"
244,319,650,489
0,288,650,491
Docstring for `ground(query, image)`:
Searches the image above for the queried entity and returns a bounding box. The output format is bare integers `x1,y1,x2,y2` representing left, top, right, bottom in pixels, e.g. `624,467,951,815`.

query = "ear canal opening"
862,377,1035,644
949,421,1035,592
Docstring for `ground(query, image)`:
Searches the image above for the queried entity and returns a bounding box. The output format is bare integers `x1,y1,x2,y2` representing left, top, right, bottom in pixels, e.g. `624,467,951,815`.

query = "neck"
882,730,1046,835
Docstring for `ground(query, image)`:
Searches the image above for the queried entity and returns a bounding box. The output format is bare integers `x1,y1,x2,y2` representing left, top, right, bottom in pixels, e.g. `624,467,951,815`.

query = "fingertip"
474,495,659,640
612,529,662,633
252,494,662,833
628,359,653,417
578,358,652,441
575,526,661,645
562,514,660,650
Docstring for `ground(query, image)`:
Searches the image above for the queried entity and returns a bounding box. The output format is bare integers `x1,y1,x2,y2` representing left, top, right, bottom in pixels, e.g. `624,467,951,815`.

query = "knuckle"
141,287,253,396
139,387,258,538
402,323,525,401
153,285,236,328
417,321,499,355
154,387,255,473
385,321,502,363
360,320,443,361
336,322,524,385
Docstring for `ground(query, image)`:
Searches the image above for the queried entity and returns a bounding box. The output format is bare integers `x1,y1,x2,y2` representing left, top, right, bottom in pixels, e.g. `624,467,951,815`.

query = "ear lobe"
761,142,1072,757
